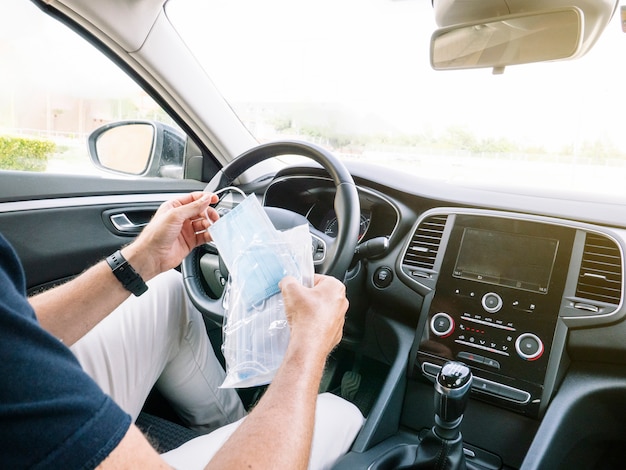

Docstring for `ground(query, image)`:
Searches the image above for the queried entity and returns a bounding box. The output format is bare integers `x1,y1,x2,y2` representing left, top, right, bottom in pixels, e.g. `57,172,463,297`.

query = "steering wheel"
182,140,360,322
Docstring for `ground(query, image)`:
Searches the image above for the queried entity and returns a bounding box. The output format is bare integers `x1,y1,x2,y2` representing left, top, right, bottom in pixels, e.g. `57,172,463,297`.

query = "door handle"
109,213,148,233
103,206,158,236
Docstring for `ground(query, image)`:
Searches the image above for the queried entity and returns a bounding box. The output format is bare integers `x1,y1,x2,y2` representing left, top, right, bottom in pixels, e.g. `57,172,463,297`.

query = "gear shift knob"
434,361,472,437
387,361,472,469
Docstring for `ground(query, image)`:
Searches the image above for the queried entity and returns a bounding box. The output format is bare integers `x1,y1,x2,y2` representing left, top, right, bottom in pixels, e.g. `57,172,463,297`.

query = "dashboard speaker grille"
403,215,448,271
576,233,623,305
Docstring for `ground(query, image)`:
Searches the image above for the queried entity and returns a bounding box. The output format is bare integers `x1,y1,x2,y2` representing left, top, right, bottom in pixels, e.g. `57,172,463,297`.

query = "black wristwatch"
106,250,148,296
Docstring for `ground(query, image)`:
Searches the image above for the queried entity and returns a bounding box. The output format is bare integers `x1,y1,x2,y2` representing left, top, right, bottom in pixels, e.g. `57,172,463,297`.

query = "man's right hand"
279,274,348,360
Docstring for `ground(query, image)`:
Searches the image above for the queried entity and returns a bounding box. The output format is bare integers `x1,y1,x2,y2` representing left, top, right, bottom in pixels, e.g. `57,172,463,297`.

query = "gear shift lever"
398,361,473,470
434,361,472,440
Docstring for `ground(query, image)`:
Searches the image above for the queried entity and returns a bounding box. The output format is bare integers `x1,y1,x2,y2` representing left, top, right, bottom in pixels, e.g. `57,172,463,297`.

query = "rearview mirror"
431,8,583,72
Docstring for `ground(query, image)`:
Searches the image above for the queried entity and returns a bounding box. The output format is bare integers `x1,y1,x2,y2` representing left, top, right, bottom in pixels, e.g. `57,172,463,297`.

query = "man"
1,191,364,469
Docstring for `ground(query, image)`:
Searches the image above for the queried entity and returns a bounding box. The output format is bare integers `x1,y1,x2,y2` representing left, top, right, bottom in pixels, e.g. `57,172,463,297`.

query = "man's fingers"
312,274,346,295
279,276,299,292
312,274,324,286
171,192,219,222
178,191,217,206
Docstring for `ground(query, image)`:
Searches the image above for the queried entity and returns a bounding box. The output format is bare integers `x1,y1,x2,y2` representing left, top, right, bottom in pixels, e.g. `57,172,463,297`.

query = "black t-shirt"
0,234,131,469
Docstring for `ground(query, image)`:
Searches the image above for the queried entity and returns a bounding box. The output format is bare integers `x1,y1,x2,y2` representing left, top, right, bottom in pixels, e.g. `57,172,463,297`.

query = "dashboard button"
373,267,393,288
483,358,501,370
472,377,530,404
515,333,544,361
472,376,500,395
512,300,538,313
431,312,454,337
494,383,531,404
482,292,503,313
422,362,442,378
458,351,485,365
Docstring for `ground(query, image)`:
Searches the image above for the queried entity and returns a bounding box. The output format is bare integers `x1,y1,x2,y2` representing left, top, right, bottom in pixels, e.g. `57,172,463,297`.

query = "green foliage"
442,126,477,151
271,116,292,132
263,109,626,165
578,138,622,163
0,136,56,172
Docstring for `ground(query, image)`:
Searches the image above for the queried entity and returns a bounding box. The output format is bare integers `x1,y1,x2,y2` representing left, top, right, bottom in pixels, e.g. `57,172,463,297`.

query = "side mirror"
88,120,185,178
431,7,584,72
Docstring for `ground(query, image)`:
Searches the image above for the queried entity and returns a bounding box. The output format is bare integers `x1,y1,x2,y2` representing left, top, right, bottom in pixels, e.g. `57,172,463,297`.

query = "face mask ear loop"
195,187,249,235
212,186,248,200
204,207,213,226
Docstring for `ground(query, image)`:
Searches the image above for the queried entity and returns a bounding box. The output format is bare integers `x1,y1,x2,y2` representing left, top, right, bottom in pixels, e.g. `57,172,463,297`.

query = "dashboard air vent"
575,233,623,305
403,215,448,271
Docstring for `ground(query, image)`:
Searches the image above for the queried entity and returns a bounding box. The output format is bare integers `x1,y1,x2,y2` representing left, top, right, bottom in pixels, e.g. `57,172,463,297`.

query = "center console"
405,210,575,417
334,208,625,469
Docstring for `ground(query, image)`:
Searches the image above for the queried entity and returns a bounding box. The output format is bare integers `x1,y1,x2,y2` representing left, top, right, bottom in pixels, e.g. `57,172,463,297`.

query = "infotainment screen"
453,228,559,294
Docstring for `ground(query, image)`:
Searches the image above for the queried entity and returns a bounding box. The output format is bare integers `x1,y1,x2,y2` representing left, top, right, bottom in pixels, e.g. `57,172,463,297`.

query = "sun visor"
52,0,165,52
431,0,619,66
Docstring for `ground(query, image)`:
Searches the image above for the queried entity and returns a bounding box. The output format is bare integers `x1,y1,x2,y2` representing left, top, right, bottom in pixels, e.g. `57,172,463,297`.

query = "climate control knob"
431,312,454,338
515,333,544,361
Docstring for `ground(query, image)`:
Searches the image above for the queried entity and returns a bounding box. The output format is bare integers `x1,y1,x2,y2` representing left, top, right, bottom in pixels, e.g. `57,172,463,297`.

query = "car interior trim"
0,193,190,214
422,361,532,404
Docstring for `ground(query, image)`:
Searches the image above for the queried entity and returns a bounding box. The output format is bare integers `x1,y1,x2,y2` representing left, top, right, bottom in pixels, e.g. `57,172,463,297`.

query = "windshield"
167,0,626,196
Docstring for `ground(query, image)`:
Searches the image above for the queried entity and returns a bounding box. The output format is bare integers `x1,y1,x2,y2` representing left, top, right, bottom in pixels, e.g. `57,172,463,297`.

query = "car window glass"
168,0,626,196
0,0,183,178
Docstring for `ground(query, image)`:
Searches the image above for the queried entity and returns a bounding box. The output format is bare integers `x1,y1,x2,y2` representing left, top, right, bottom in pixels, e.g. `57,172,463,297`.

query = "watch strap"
106,250,148,296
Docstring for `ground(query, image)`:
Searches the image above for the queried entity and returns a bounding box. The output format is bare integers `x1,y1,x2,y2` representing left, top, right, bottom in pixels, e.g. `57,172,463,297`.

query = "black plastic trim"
521,362,626,469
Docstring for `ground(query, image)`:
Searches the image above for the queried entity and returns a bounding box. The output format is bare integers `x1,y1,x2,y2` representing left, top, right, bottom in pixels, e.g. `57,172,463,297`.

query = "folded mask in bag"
208,194,314,387
209,195,300,305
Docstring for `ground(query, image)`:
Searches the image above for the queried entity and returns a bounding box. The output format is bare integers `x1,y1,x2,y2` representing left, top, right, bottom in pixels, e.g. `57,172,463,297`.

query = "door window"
0,0,183,178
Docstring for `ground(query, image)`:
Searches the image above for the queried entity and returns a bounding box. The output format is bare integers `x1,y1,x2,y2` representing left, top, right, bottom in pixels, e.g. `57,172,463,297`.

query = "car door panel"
0,171,204,203
0,172,206,291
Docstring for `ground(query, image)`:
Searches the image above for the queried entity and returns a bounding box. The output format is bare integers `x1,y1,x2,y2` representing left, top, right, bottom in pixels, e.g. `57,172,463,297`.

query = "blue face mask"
209,195,299,305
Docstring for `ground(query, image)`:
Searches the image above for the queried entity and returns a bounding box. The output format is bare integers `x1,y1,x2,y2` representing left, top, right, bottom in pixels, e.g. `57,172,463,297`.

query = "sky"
166,0,626,151
0,0,137,98
1,0,625,152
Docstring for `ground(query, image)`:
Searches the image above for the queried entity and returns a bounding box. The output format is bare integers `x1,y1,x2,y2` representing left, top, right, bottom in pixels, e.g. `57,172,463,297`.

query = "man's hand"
123,192,219,280
279,274,348,360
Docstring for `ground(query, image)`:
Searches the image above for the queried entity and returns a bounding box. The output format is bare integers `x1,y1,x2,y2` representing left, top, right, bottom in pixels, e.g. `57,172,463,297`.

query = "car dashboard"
261,163,626,469
264,174,400,245
405,208,624,418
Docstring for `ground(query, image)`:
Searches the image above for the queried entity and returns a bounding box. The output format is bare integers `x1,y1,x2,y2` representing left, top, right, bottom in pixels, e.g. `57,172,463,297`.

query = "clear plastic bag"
208,195,313,388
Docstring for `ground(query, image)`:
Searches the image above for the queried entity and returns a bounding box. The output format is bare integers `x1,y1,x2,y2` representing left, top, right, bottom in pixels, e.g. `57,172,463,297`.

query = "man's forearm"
205,343,327,470
29,245,153,346
28,192,216,346
203,274,349,469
